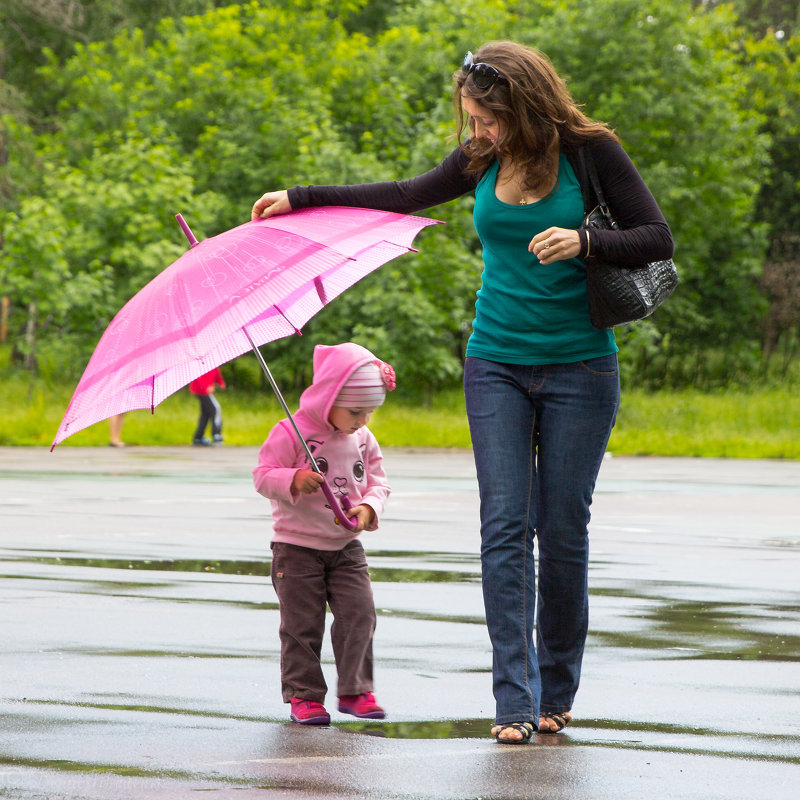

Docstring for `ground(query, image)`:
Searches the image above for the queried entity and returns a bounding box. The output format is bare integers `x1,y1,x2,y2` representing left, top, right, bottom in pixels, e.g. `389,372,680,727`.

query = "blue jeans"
464,354,619,725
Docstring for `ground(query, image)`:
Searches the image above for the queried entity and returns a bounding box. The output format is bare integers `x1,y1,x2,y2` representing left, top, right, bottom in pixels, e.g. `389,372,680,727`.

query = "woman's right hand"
251,190,292,220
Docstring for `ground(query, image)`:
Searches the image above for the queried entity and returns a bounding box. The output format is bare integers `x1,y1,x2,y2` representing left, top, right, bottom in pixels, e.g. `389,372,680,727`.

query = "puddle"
14,699,800,762
0,753,212,782
4,551,799,659
590,587,800,661
4,553,481,584
16,556,271,577
340,718,489,739
331,719,800,762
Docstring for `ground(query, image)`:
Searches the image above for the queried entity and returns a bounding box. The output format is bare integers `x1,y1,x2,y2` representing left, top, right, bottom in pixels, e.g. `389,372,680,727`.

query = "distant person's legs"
208,394,223,443
109,413,126,447
193,395,215,445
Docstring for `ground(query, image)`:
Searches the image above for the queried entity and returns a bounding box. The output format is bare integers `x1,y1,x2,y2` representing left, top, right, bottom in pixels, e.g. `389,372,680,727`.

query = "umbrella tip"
175,213,199,247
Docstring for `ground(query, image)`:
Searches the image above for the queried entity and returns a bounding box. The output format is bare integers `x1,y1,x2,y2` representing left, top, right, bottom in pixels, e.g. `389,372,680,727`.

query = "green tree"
717,0,799,37
2,0,794,390
511,0,770,386
0,139,225,373
0,198,75,369
27,1,514,388
0,105,41,203
0,0,225,95
742,30,800,369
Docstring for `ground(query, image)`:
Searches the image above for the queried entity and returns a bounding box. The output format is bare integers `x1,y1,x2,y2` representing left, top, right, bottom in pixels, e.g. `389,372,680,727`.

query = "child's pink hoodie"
253,343,391,551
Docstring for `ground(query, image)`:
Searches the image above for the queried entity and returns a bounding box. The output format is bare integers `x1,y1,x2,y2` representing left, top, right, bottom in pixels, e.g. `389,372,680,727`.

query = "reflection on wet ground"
3,552,482,583
1,448,799,799
5,548,799,661
340,718,800,764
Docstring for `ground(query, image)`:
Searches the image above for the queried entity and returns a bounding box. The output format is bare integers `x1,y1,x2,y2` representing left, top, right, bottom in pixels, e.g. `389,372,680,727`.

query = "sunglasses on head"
462,51,504,91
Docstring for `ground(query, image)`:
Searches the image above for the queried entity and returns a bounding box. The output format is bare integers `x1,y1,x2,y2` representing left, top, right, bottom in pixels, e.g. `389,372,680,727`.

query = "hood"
296,342,385,433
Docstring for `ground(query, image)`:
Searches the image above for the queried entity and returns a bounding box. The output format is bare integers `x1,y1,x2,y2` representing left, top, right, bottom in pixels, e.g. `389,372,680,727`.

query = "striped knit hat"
335,360,394,407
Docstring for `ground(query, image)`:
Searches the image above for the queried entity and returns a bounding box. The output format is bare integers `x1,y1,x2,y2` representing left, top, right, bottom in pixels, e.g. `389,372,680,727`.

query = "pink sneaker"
337,692,386,719
289,697,330,725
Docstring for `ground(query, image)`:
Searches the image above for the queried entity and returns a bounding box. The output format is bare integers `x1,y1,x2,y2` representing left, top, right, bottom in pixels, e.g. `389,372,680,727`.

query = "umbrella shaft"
243,329,319,472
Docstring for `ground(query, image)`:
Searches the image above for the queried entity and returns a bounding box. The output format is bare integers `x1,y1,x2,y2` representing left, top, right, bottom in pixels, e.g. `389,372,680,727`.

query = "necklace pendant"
519,197,526,205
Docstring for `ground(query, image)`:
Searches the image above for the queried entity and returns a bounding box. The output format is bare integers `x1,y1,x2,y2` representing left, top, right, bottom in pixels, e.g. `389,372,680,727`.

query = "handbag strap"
579,146,608,211
576,148,594,213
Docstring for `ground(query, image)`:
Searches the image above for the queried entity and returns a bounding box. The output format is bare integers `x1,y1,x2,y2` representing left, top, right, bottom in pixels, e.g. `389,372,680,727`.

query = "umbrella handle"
320,478,358,531
242,328,358,532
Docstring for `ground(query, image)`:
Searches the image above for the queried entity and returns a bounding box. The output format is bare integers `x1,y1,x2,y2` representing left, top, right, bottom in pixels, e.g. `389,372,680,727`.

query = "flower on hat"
376,360,396,392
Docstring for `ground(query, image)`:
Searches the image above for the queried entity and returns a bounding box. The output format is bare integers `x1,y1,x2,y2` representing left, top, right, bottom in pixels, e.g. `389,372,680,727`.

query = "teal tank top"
465,153,617,364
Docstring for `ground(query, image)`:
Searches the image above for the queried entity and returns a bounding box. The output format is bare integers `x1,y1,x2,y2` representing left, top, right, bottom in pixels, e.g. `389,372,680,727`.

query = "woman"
251,41,673,743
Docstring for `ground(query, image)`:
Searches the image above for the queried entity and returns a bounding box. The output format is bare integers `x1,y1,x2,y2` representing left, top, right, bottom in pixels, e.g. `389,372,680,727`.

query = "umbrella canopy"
52,207,442,449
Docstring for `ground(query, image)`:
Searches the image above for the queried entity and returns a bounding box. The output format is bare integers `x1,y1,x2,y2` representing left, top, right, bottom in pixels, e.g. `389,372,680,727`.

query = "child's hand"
291,469,324,495
346,504,375,533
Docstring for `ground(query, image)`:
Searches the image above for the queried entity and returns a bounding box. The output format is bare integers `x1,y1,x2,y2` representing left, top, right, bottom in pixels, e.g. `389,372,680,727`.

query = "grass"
5,379,475,450
3,369,800,459
610,389,800,459
0,373,800,459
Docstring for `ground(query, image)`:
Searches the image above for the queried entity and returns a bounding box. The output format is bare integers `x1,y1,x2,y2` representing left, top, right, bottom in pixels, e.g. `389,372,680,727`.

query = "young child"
253,342,395,725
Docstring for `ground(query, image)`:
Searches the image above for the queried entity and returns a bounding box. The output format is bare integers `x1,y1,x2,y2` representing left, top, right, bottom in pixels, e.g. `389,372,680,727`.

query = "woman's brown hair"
454,41,618,195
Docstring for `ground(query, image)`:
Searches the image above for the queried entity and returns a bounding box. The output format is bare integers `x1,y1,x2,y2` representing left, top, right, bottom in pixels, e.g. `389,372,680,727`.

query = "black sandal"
491,721,534,744
538,712,571,733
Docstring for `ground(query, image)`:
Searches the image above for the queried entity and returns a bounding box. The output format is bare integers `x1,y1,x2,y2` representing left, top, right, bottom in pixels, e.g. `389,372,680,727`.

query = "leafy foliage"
0,0,798,390
741,30,800,368
716,0,798,38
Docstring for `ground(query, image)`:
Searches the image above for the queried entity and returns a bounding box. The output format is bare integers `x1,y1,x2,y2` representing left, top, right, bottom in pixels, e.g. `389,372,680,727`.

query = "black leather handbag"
579,148,678,329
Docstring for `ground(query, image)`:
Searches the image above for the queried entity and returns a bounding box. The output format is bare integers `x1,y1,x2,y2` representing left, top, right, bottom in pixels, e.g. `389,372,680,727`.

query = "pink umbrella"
51,207,442,526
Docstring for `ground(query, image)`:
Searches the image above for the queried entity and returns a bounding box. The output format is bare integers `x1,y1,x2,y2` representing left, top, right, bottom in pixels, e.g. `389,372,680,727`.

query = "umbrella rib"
273,303,302,336
314,276,327,305
242,327,318,470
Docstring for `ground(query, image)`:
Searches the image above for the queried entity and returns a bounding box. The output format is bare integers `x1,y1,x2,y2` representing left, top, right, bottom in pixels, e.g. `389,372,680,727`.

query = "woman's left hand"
530,227,581,265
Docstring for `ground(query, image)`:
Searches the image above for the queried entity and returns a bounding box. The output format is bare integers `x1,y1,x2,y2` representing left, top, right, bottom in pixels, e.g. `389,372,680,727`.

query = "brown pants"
270,540,377,703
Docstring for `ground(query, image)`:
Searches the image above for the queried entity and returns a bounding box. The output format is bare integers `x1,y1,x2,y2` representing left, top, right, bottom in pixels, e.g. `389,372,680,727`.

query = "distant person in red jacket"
189,368,226,446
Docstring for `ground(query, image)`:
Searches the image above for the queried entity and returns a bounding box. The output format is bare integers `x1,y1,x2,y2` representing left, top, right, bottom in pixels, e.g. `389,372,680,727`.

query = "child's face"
328,405,378,434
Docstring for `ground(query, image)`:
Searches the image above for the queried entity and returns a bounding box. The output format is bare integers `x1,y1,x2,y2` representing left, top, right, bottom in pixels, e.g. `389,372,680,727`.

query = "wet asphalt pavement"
0,445,798,799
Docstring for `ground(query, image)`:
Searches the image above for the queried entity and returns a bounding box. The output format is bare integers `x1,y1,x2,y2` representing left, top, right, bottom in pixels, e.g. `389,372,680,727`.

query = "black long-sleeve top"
288,136,674,267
